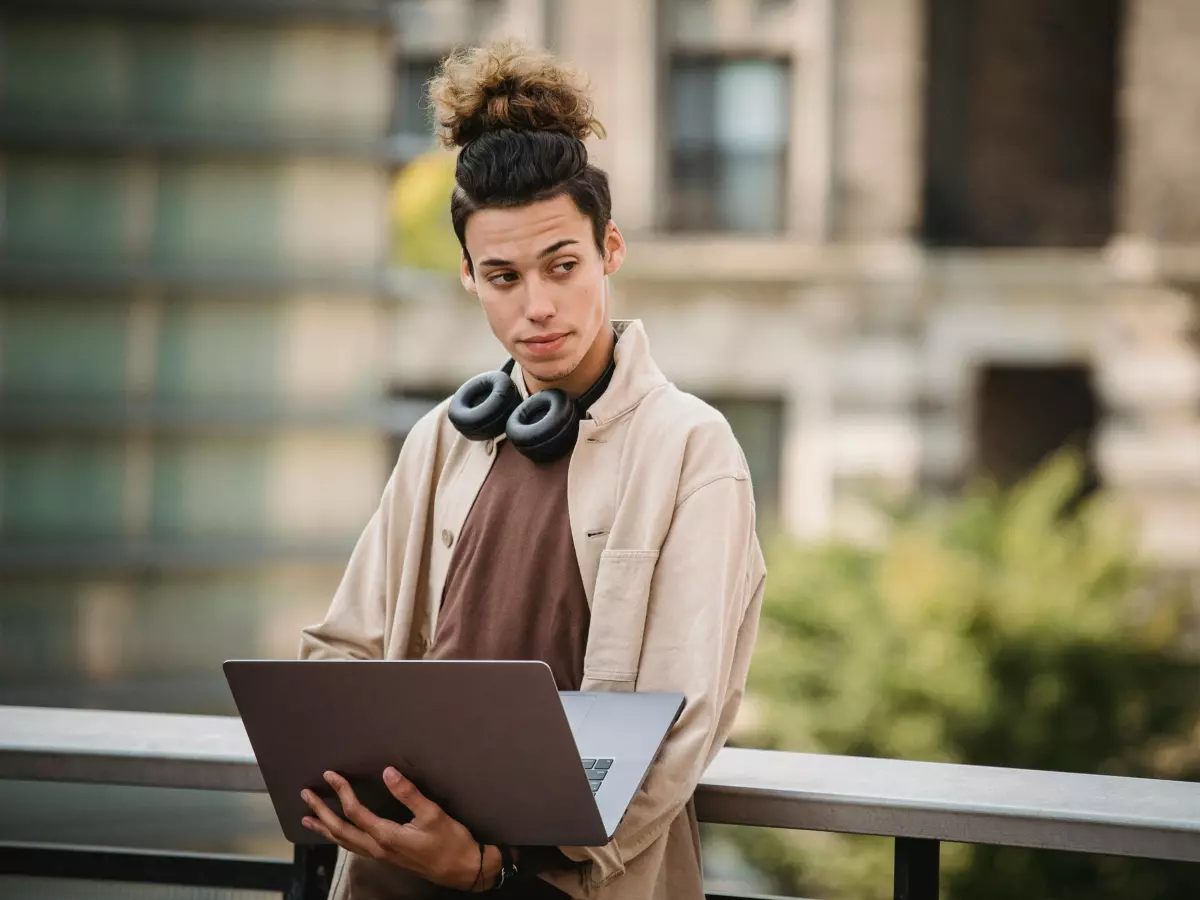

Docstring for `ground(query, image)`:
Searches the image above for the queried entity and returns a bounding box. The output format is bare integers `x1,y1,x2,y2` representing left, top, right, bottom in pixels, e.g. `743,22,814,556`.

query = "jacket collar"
511,319,668,426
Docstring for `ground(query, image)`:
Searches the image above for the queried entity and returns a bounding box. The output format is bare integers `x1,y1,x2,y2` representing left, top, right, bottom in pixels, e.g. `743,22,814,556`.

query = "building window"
922,0,1120,247
391,57,442,154
665,56,790,234
704,395,785,528
973,364,1099,503
389,0,507,155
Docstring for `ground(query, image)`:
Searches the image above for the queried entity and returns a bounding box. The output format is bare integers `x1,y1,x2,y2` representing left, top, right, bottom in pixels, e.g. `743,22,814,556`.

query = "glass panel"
718,150,786,232
151,438,268,538
0,583,82,687
2,158,136,258
714,60,788,232
153,163,282,266
0,569,341,713
180,26,277,130
667,57,790,233
668,60,718,229
392,57,442,141
1,21,132,121
0,779,288,860
714,59,789,152
0,299,129,397
155,298,283,401
670,59,716,152
129,24,200,127
1,439,126,538
666,148,720,230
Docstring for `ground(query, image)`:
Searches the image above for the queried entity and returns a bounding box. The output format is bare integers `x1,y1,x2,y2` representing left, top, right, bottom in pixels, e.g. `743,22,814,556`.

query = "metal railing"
1,704,1198,899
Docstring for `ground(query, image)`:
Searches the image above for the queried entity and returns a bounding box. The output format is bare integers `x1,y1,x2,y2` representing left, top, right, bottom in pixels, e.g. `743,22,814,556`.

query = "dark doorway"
922,0,1123,246
974,364,1100,498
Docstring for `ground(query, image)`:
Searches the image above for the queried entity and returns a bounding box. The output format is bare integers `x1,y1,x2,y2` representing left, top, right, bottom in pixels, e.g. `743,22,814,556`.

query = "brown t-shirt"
422,438,590,898
426,439,591,690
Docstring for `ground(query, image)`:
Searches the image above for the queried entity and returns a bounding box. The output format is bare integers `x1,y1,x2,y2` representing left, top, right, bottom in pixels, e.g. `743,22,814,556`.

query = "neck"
527,324,615,398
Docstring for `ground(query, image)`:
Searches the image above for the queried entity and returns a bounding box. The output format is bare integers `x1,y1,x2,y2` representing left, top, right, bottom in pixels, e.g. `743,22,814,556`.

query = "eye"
487,271,519,286
551,260,577,275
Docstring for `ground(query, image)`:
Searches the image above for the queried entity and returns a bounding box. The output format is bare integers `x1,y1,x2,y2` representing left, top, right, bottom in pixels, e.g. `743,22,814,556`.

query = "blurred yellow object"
389,149,460,272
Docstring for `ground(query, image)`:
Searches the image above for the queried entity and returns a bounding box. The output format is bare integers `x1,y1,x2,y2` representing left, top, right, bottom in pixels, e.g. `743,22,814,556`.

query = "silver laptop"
223,659,685,847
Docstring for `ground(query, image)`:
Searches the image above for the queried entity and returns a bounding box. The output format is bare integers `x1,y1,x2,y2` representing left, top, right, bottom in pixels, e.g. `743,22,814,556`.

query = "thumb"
383,768,441,823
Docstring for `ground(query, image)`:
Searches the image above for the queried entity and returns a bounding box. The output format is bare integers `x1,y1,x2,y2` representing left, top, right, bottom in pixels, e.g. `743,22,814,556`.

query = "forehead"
464,195,594,265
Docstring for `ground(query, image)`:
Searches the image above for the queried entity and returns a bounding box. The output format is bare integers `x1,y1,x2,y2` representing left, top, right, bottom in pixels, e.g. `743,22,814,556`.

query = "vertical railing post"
286,844,337,900
894,836,940,900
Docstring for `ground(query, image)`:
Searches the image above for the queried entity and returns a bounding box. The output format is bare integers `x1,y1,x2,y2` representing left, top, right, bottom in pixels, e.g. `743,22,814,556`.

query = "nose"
523,275,556,322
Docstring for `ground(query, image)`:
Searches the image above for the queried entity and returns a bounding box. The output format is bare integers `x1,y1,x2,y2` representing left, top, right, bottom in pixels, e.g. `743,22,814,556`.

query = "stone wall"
832,0,923,241
1119,0,1200,241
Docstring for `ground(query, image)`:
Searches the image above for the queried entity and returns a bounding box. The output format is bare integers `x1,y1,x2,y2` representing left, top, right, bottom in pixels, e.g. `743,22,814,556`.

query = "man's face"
461,194,625,389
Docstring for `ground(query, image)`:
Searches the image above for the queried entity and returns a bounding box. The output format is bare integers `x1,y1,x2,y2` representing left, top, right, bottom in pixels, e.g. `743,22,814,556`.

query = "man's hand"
301,767,500,891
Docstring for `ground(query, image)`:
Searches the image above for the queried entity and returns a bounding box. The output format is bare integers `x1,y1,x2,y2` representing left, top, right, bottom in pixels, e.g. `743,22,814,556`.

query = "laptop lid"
224,659,677,847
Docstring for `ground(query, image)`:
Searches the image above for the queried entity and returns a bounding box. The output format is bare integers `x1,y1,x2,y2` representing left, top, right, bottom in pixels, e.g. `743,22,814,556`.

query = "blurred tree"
731,452,1200,900
389,148,460,272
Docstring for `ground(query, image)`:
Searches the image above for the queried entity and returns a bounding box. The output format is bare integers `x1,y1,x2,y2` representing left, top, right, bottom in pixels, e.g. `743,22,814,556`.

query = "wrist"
452,840,491,892
479,845,503,891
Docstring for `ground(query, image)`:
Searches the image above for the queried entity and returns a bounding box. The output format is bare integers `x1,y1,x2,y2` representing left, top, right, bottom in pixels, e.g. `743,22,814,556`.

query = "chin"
520,349,579,382
517,344,580,384
526,362,576,385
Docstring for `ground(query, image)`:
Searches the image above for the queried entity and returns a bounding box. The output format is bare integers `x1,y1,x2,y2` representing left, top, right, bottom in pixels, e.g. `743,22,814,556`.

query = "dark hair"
428,40,611,273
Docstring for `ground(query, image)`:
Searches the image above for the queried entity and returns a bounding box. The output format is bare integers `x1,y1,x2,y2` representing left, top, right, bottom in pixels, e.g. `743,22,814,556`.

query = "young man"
296,40,766,899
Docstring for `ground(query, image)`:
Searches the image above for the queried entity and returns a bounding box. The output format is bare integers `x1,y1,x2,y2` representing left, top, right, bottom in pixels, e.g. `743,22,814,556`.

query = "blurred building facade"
0,1,402,713
389,0,1200,565
1,0,1199,716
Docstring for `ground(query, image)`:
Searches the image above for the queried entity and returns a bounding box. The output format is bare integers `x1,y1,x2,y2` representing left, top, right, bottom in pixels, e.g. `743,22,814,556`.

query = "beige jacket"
299,319,766,899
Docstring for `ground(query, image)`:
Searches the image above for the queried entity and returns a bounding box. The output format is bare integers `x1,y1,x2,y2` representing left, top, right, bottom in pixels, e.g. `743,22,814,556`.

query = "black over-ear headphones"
447,338,617,464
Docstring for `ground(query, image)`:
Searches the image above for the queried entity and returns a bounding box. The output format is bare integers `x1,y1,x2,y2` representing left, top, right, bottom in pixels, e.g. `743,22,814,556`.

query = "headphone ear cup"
448,371,522,440
506,389,580,463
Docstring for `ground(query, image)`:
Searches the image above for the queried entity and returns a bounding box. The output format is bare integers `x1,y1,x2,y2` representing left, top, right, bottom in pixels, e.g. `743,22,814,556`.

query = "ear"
602,221,626,277
460,252,478,296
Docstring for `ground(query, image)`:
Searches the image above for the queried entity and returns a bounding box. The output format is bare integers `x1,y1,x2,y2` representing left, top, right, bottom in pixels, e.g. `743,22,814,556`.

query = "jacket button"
441,528,454,547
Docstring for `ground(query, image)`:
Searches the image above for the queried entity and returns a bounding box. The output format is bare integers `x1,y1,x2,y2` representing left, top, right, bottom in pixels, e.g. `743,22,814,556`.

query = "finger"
302,817,335,843
383,768,442,824
311,807,381,860
301,788,385,859
305,817,370,858
324,772,390,839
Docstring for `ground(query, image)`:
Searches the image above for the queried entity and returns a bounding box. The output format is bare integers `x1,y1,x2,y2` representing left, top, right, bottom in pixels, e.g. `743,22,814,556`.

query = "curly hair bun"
429,39,605,148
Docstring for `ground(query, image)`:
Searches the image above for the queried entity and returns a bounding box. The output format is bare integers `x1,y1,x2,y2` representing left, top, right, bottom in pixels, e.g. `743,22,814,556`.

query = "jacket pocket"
582,549,659,688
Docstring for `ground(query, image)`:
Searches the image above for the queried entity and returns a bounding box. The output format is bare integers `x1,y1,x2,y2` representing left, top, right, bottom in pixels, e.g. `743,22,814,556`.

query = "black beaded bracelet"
473,841,485,892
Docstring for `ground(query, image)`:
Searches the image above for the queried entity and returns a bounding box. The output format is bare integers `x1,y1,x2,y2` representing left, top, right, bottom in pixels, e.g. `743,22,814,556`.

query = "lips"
521,333,569,356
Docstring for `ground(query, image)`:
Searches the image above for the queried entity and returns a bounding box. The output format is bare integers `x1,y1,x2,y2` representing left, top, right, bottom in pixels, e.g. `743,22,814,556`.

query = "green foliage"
389,149,461,273
733,452,1200,900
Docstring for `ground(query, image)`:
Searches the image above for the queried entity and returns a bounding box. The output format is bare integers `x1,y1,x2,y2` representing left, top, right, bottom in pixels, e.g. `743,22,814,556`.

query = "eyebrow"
479,239,579,269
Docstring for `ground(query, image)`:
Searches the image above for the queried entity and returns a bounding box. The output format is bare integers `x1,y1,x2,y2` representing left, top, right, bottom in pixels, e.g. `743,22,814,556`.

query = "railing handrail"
2,704,1199,864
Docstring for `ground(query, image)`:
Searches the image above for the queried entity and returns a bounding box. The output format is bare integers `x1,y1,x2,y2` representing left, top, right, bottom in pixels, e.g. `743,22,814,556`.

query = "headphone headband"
449,331,617,463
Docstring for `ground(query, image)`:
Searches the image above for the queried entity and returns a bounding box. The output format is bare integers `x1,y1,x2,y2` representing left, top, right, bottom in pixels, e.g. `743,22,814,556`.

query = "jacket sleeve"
297,405,445,662
556,471,766,890
296,465,401,661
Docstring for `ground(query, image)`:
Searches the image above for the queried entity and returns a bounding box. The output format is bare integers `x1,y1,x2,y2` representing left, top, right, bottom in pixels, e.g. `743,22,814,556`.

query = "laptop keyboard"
581,758,613,794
